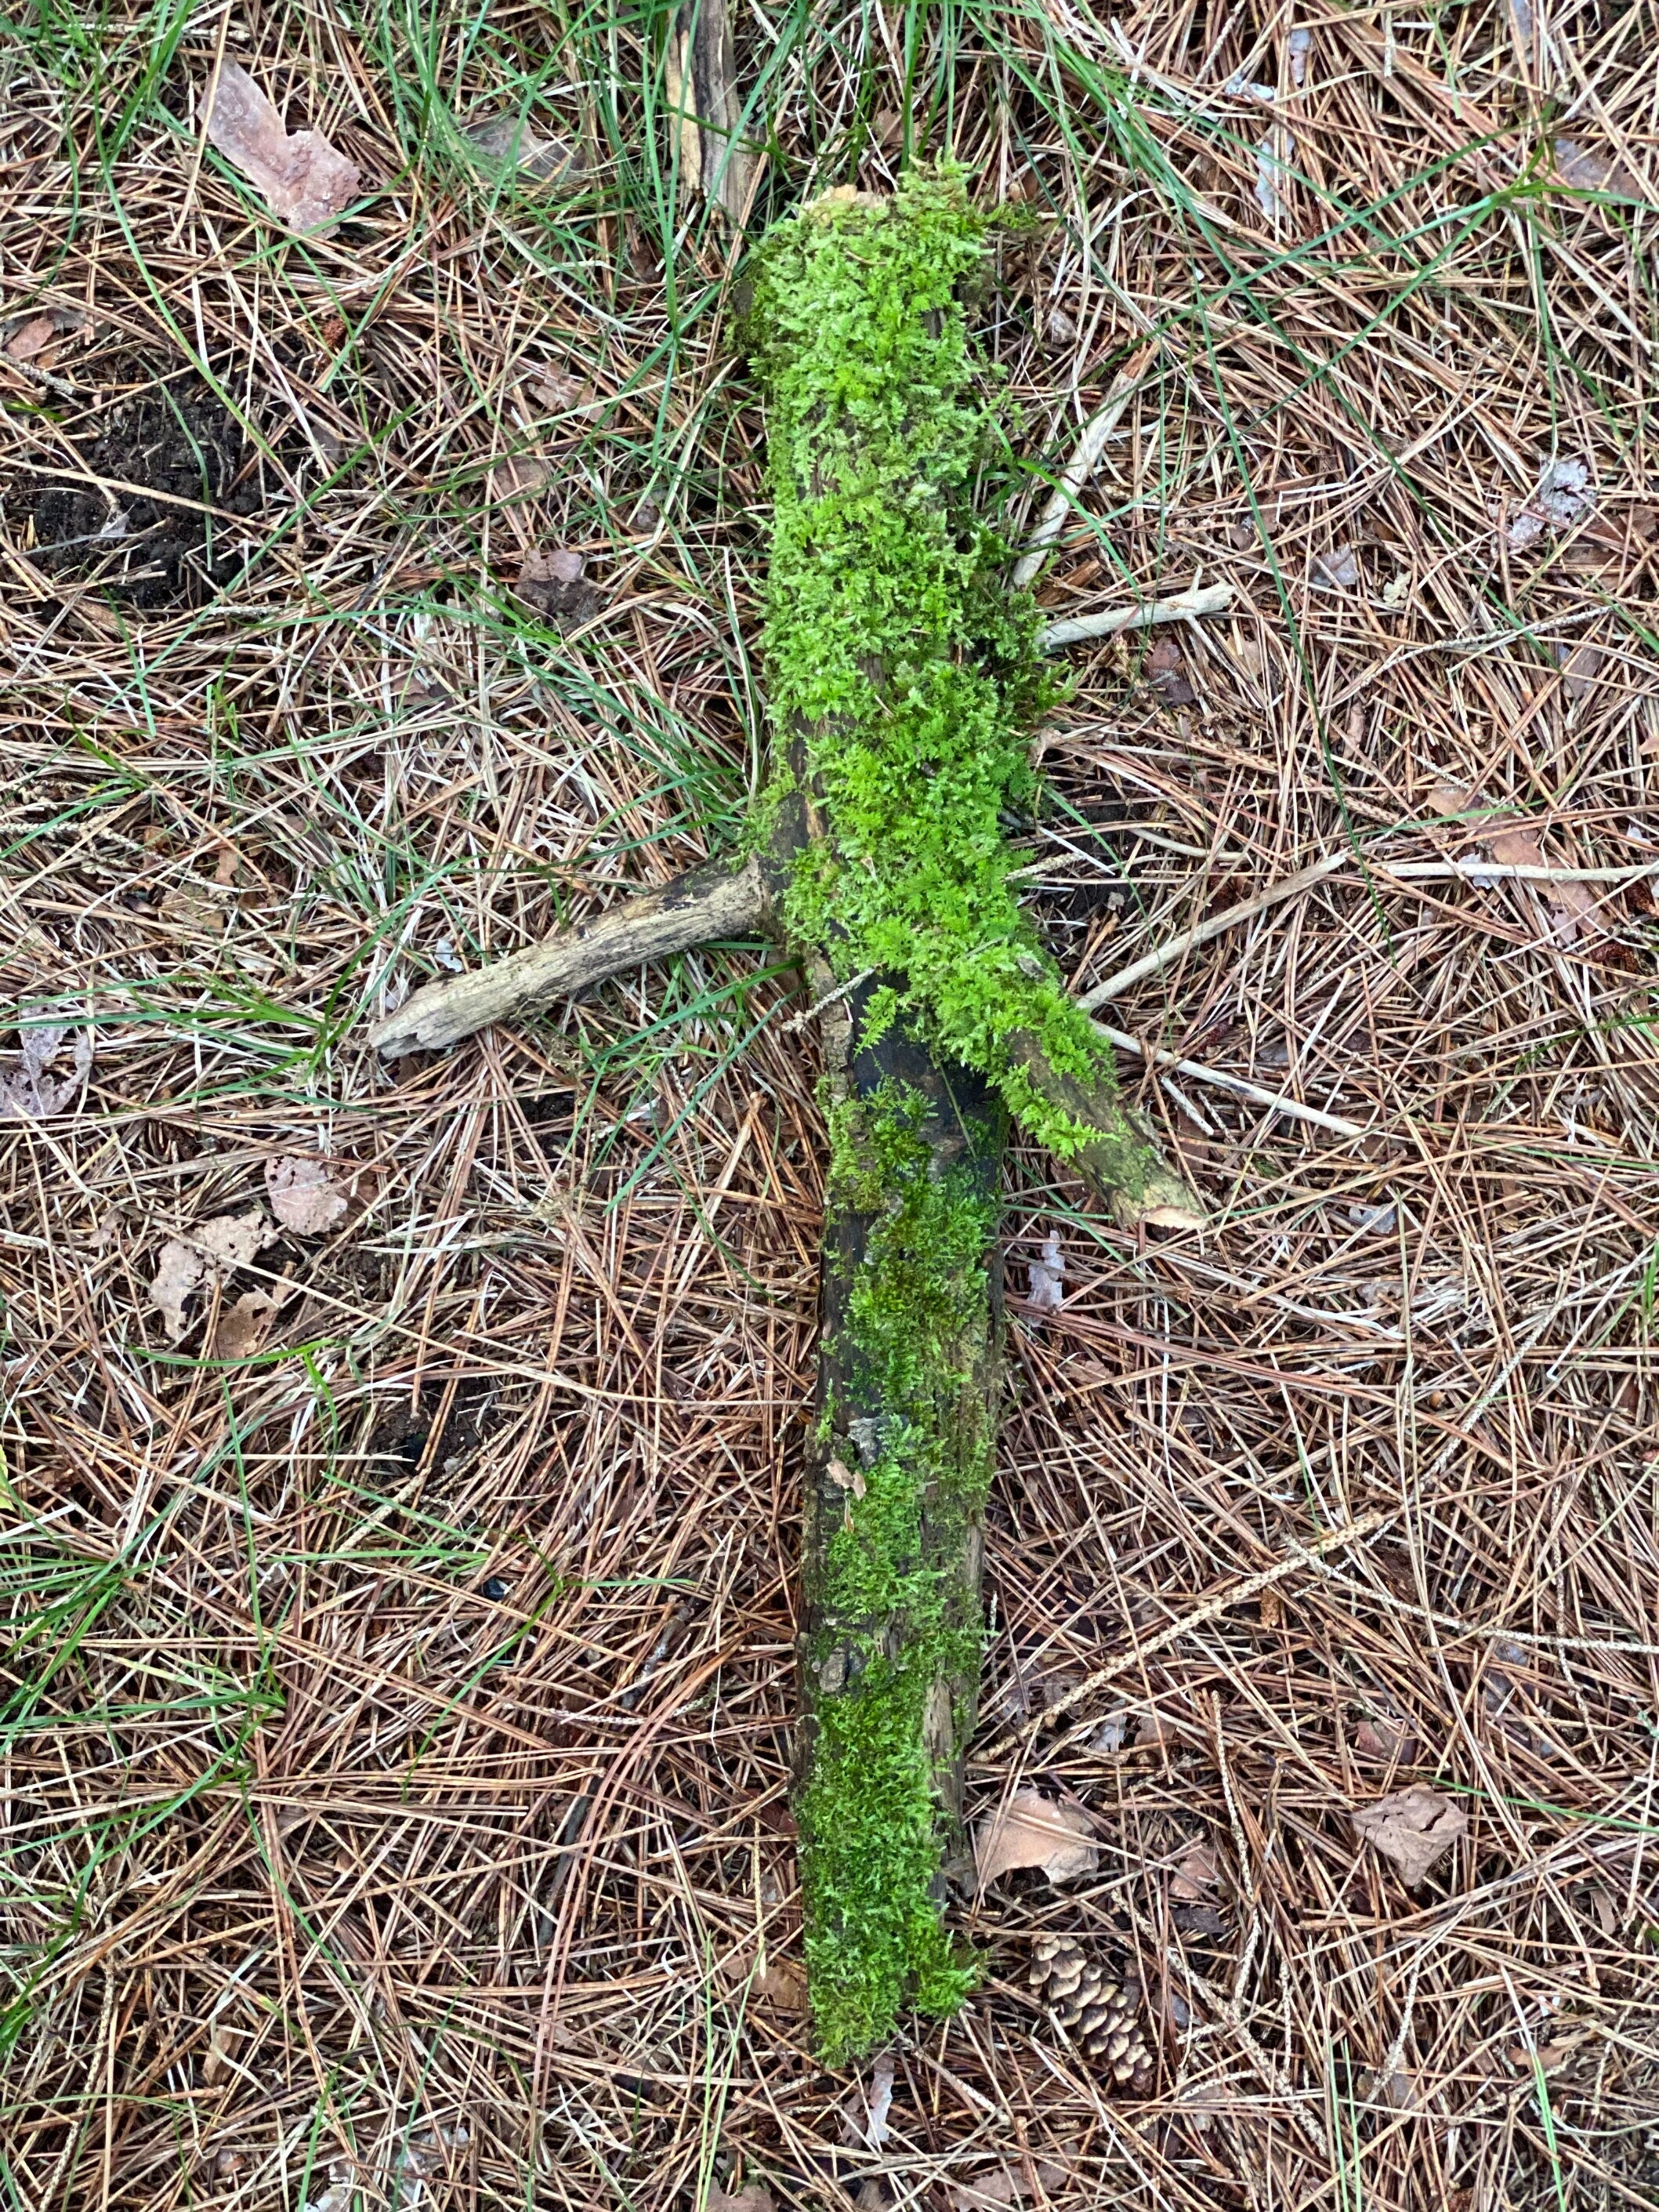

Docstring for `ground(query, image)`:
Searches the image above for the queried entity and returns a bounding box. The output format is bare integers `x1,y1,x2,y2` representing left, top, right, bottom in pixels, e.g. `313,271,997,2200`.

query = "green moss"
797,1082,998,2063
751,167,1125,1166
755,169,1149,2062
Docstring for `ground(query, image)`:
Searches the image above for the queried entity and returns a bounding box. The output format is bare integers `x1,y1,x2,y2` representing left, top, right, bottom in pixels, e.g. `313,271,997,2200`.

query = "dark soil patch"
12,373,260,609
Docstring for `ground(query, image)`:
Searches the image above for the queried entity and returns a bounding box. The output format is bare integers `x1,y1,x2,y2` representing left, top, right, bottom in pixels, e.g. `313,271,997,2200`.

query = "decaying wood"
663,0,755,222
366,852,770,1057
802,985,1005,1883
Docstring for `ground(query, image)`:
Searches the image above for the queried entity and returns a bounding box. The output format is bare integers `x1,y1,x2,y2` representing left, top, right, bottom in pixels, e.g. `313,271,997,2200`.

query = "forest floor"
2,4,1657,2209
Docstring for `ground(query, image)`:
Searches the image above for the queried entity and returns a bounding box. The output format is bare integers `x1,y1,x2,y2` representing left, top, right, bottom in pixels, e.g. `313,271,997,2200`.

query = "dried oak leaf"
1145,634,1197,706
487,454,551,502
1354,1713,1420,1764
212,1291,278,1362
1026,1229,1064,1313
190,1209,279,1272
754,1956,808,2014
1351,1785,1467,1885
516,546,601,627
975,1788,1098,1887
1555,137,1645,199
1559,640,1603,703
204,61,360,234
1427,782,1602,945
531,369,588,412
1170,1840,1220,1902
5,313,60,363
265,1155,349,1235
463,112,582,186
160,882,226,935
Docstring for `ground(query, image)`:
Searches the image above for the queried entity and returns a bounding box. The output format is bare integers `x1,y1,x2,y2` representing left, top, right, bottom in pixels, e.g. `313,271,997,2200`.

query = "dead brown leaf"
705,2185,774,2212
516,546,601,627
1354,1713,1420,1764
531,370,588,412
1426,782,1602,945
5,313,59,364
150,1241,207,1344
753,1956,808,2014
1559,640,1603,702
151,1209,278,1344
1,1024,92,1119
975,1789,1098,1887
950,2170,1022,2211
1555,137,1644,198
201,2016,241,2086
1145,634,1197,705
487,454,552,503
204,61,361,234
160,882,226,934
1026,1228,1064,1313
826,1456,867,1500
212,1291,278,1362
265,1155,349,1235
190,1210,279,1272
463,112,581,186
1352,1785,1467,1885
1170,1840,1220,1901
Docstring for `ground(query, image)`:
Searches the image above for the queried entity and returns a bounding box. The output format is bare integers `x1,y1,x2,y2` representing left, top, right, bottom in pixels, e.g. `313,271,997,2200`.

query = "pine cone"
1029,1935,1156,2092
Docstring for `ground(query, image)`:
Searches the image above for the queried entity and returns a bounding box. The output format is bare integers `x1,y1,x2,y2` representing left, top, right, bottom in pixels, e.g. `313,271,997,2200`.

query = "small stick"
1012,344,1155,589
1038,581,1235,651
368,854,770,1057
1078,849,1349,1010
985,1509,1389,1758
1091,1018,1367,1139
1378,859,1659,886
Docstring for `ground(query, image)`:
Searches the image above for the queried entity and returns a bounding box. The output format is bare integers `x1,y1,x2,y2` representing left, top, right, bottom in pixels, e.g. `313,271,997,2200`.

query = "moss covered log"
795,1013,1004,2063
752,174,1197,2061
368,169,1199,2066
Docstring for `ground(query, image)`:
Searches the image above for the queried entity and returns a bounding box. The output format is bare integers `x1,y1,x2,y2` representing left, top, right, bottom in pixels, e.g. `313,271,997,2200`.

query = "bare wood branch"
1038,581,1235,651
367,854,771,1057
1090,1017,1368,1139
664,0,758,223
1078,849,1349,1009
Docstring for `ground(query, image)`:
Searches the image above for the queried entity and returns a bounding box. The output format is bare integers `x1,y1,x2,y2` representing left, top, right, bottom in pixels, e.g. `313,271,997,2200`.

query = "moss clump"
751,167,1125,1167
798,1082,1000,2063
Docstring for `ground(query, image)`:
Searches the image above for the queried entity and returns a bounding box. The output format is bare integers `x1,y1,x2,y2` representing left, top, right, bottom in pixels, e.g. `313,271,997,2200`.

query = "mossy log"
366,172,1201,2065
755,176,1198,2058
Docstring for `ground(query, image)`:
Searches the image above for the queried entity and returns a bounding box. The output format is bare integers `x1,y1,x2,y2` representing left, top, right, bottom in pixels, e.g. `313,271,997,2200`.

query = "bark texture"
367,854,770,1057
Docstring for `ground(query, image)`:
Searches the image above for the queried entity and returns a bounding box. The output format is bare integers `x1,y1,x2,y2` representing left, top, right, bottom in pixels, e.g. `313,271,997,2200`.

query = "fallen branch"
985,1509,1390,1759
1078,848,1349,1010
1038,580,1234,650
366,853,770,1057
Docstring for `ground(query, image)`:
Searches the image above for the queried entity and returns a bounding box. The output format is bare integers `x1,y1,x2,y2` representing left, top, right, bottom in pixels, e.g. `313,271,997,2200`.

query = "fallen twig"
368,853,771,1056
1012,345,1155,589
1038,581,1235,650
986,1510,1391,1758
1091,1018,1369,1138
1078,850,1349,1010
